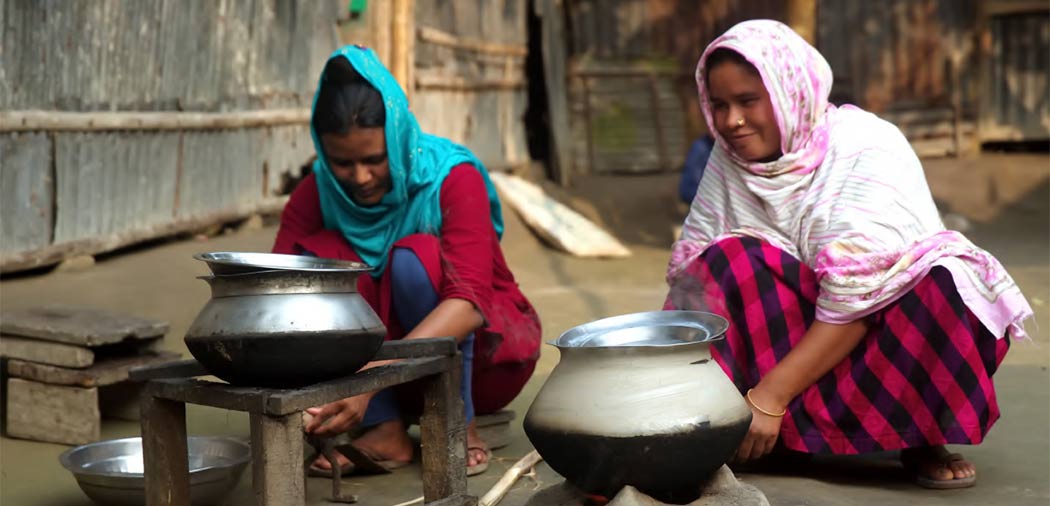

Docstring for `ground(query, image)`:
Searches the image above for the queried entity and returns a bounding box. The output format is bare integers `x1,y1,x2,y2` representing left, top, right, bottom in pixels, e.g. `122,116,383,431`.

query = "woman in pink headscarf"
666,20,1032,489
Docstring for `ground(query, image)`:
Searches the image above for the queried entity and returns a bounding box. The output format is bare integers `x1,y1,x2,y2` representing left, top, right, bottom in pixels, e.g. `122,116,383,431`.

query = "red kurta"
273,164,541,413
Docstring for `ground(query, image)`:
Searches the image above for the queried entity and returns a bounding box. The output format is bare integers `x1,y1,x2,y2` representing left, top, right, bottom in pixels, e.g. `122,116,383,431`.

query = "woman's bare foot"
901,446,976,488
466,419,490,471
311,419,413,471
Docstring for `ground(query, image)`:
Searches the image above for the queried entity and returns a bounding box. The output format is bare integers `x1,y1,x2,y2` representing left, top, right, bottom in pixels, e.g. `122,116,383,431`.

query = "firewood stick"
479,450,543,506
389,496,423,506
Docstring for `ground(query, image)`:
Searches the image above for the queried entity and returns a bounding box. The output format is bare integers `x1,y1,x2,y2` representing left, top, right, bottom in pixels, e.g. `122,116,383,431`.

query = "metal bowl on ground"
59,436,250,506
186,252,386,387
524,310,751,503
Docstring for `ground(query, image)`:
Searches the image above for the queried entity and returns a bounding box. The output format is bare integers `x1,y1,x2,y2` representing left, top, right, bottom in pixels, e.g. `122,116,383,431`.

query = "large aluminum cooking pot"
185,252,385,387
523,310,750,503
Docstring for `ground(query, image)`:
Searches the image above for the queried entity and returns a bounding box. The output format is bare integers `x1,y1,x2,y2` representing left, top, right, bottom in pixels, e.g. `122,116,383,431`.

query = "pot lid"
194,252,371,275
553,310,729,348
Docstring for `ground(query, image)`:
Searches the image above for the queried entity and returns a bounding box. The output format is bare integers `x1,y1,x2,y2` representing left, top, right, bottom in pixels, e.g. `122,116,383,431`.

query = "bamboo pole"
478,450,543,506
785,0,817,45
0,109,310,132
417,26,528,57
373,0,393,66
391,0,415,102
415,75,526,91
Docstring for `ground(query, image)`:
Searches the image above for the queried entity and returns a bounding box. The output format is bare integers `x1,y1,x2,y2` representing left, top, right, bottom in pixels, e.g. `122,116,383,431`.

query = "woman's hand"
731,319,869,462
304,393,374,437
733,387,786,462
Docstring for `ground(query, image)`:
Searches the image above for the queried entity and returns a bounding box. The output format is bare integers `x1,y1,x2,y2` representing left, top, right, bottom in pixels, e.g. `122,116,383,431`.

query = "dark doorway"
524,1,552,178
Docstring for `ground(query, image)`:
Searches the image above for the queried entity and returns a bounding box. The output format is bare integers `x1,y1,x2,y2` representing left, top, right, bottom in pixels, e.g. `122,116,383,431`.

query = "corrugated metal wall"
816,0,983,155
570,0,785,63
565,0,786,174
0,134,53,253
817,1,1049,148
0,1,338,272
0,0,334,111
411,0,531,170
981,11,1050,141
817,0,978,112
333,0,531,170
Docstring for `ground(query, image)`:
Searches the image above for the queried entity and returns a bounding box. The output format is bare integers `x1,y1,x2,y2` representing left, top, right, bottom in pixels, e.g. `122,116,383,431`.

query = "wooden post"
420,355,468,503
975,0,991,144
582,76,596,176
141,391,190,506
0,109,309,132
392,0,416,103
786,0,817,45
950,57,965,156
647,75,670,171
537,0,574,187
250,412,306,506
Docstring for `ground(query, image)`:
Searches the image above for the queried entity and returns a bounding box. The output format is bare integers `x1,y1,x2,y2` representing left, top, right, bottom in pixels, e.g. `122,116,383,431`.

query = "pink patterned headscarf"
696,19,833,177
670,20,1032,340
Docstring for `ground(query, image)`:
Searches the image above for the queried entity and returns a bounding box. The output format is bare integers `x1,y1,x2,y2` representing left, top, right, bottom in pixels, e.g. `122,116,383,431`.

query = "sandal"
466,446,492,477
307,444,411,478
306,449,354,478
902,450,976,489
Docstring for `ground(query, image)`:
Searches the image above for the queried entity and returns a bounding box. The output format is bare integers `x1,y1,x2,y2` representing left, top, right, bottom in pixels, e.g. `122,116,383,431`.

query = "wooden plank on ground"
0,305,169,346
6,351,181,387
475,409,515,427
0,334,95,368
476,409,515,447
129,358,207,381
6,378,99,445
477,422,512,451
489,173,631,258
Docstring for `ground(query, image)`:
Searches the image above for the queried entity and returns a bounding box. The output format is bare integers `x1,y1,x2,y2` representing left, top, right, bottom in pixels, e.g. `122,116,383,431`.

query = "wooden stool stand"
133,338,476,506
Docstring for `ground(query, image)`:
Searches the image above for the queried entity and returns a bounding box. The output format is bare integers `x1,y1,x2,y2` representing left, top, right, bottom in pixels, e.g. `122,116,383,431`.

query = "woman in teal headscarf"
273,46,542,477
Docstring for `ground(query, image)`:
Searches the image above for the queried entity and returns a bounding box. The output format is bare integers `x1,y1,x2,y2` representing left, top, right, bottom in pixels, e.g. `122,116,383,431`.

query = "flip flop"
307,444,411,478
337,443,411,474
466,446,492,477
306,450,355,478
905,452,977,489
307,461,354,478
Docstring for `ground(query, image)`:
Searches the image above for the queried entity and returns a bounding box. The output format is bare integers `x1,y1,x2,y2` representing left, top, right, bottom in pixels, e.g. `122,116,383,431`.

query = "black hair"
703,48,760,87
312,56,385,134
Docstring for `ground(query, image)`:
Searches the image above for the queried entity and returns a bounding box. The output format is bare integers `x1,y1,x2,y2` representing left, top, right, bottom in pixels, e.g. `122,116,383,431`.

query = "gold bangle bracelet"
746,388,787,417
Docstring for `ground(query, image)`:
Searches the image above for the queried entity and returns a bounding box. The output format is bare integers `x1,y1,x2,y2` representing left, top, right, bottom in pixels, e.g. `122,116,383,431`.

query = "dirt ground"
0,153,1047,506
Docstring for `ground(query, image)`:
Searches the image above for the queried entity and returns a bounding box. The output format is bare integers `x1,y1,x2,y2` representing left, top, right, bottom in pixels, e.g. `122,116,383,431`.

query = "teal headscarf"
311,46,504,276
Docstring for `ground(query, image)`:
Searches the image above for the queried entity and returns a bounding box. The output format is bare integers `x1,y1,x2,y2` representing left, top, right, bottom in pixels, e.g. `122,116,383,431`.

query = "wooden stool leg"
141,391,189,506
250,412,305,506
420,355,473,505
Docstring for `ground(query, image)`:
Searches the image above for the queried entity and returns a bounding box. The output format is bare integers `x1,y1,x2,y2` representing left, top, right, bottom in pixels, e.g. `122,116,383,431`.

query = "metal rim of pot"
193,251,372,275
198,269,364,297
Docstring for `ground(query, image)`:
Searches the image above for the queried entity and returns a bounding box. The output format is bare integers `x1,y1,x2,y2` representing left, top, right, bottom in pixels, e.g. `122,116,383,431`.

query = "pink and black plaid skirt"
664,236,1010,454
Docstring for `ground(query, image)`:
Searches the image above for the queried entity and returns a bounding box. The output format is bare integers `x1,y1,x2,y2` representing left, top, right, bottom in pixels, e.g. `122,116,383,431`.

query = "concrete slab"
1,155,1047,506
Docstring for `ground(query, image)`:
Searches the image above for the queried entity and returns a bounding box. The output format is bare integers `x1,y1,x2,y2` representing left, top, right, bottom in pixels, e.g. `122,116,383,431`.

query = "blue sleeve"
677,136,714,203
